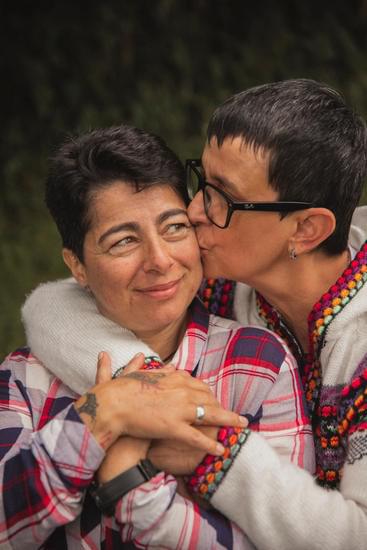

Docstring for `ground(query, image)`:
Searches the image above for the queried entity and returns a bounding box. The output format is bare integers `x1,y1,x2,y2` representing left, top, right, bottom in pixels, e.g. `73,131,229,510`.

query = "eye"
165,222,191,237
109,236,138,255
204,187,213,206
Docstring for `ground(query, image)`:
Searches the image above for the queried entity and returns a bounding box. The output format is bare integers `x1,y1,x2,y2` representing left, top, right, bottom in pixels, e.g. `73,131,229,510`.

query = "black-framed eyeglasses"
185,158,314,229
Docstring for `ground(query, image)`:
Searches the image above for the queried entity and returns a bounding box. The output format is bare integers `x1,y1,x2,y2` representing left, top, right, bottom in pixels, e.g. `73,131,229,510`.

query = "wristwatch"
90,459,160,516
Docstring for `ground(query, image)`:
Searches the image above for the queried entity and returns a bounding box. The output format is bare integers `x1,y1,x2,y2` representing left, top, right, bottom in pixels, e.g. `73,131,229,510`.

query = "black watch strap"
91,459,160,516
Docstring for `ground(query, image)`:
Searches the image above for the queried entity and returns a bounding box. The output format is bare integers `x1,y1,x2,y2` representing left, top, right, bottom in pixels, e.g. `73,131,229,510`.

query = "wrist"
187,426,251,500
74,393,118,451
74,382,136,450
98,437,150,484
91,459,161,516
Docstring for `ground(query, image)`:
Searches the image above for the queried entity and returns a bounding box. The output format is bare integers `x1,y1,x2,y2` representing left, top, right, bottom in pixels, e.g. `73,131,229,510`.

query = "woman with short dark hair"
1,124,311,548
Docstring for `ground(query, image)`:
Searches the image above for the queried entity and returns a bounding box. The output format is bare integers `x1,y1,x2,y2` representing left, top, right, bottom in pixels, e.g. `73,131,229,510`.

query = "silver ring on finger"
196,405,206,421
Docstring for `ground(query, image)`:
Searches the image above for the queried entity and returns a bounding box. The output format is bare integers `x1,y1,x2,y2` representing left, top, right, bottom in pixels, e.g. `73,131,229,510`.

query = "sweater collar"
257,241,367,415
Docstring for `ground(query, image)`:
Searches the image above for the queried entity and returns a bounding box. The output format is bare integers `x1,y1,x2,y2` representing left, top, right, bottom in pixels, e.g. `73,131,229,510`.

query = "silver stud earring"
289,248,297,260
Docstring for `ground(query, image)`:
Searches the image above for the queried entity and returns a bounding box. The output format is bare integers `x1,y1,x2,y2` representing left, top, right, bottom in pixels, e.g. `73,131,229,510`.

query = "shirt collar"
172,297,209,375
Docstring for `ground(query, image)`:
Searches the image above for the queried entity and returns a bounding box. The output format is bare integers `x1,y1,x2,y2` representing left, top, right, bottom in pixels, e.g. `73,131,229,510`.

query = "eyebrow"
98,222,139,246
208,175,241,199
212,175,236,192
157,208,187,224
98,208,188,246
201,163,238,195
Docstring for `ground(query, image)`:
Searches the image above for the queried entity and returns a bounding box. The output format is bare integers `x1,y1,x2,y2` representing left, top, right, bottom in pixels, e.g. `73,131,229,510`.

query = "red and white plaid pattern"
0,299,313,548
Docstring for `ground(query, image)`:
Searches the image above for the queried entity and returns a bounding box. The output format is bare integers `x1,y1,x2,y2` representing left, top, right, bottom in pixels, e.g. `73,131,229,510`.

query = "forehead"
87,182,186,226
202,137,273,199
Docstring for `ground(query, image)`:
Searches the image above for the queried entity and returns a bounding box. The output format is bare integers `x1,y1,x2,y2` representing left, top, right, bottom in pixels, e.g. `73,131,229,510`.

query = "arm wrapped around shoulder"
21,277,156,394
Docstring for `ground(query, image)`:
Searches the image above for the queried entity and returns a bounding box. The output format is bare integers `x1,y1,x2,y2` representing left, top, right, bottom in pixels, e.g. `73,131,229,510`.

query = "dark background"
1,0,367,359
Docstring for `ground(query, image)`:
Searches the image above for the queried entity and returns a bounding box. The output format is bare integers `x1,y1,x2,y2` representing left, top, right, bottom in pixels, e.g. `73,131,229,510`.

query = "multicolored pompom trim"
258,242,367,417
198,278,235,318
257,241,367,488
112,356,163,378
187,426,251,500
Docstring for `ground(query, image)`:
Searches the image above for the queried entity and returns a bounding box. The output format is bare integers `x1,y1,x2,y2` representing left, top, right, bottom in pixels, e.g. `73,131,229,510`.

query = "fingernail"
98,351,105,362
134,352,144,359
215,443,225,455
239,416,248,426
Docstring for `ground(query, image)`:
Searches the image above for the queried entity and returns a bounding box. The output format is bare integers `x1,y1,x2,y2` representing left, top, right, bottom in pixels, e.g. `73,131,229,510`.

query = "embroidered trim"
257,242,367,488
258,242,367,417
339,368,367,436
187,427,251,500
197,243,367,490
198,278,235,319
346,434,367,464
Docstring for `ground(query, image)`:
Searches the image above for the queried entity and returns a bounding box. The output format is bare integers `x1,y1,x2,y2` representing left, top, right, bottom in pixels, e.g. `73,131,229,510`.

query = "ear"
62,248,88,288
289,208,336,255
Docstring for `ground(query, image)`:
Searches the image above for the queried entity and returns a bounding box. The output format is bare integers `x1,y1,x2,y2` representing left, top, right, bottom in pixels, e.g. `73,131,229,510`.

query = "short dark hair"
46,125,187,261
207,79,367,254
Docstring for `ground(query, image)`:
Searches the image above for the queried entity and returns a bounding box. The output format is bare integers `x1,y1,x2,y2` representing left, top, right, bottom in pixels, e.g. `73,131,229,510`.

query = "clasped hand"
75,352,246,483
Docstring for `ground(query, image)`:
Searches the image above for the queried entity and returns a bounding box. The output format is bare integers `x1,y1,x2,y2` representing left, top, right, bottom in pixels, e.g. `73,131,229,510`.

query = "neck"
134,311,188,363
254,249,350,352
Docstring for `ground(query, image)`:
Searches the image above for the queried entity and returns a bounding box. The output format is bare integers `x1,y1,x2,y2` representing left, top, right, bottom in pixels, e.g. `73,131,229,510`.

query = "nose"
142,237,174,273
188,191,207,225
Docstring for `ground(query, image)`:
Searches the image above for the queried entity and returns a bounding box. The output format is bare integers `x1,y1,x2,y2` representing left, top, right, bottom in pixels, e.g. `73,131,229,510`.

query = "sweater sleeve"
210,430,367,550
0,353,105,548
21,278,157,395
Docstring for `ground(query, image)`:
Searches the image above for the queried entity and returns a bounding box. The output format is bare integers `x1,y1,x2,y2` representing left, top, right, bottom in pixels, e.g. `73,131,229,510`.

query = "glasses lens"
204,185,229,228
186,162,202,200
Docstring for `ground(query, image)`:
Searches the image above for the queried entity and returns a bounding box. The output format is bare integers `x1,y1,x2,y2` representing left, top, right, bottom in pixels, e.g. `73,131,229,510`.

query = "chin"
153,303,188,325
202,261,224,280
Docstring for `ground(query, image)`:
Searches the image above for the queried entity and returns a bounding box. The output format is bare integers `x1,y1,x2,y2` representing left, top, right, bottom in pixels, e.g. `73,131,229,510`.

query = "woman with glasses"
24,79,367,549
2,124,313,548
184,79,367,549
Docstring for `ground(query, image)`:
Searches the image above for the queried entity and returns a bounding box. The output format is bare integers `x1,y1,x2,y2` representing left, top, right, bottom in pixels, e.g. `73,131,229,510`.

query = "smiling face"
188,137,294,287
64,182,203,341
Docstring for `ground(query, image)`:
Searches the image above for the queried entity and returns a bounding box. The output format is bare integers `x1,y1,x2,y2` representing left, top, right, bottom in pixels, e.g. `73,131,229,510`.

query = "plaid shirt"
0,298,313,549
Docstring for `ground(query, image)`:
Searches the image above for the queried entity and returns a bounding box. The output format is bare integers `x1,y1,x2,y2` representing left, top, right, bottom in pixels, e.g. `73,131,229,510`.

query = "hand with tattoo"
74,351,246,455
75,392,98,426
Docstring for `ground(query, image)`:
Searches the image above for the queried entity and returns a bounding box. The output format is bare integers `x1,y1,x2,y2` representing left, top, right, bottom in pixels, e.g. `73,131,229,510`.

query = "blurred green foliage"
1,0,367,359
